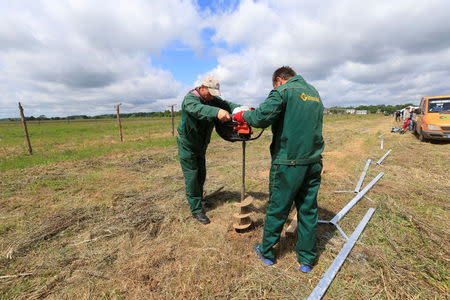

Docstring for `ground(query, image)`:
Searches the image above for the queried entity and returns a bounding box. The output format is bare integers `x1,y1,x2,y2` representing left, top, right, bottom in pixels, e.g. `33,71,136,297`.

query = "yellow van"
414,95,450,141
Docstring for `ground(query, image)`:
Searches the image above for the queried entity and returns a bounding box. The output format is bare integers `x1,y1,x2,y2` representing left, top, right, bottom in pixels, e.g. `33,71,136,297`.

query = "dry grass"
0,115,449,299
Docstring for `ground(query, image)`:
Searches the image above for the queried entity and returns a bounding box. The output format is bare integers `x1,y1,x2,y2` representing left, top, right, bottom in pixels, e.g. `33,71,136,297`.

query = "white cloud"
205,0,450,108
0,0,204,118
1,0,450,118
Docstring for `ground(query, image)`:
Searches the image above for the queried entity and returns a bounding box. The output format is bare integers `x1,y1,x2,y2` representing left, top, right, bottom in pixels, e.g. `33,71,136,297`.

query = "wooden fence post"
168,104,177,136
114,103,123,142
18,102,32,155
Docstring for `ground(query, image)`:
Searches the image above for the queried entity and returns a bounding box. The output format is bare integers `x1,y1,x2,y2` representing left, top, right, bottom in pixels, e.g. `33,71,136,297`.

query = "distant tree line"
1,103,417,121
328,103,415,115
1,110,182,121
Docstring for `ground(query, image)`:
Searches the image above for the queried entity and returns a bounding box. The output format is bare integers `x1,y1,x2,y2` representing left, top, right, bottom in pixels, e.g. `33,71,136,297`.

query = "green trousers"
261,162,322,265
177,138,206,214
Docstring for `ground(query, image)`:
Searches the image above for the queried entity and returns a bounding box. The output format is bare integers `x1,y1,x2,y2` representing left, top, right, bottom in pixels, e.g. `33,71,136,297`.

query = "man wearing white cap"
177,76,241,224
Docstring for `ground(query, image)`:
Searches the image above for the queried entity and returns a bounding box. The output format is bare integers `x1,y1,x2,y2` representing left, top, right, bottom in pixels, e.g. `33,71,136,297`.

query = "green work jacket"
243,75,324,165
177,89,241,152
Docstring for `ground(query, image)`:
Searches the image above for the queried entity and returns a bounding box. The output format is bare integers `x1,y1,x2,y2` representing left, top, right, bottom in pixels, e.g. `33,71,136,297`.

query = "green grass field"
0,118,179,170
0,114,373,170
0,115,448,299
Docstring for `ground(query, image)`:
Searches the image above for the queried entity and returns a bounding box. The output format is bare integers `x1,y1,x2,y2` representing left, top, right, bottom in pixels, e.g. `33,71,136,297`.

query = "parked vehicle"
415,95,450,141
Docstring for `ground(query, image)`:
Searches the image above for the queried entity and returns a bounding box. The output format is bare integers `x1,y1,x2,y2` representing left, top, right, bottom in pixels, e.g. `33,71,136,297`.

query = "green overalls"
242,75,325,265
177,89,240,214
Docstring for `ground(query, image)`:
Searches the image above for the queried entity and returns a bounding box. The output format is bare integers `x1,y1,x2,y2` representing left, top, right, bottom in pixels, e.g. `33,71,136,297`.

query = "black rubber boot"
192,212,210,224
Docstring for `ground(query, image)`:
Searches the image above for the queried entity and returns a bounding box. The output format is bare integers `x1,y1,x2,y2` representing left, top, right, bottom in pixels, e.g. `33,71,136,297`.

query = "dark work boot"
192,212,210,224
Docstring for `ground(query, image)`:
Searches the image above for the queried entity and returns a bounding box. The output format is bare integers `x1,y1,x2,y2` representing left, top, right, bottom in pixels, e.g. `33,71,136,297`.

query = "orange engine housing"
234,122,253,135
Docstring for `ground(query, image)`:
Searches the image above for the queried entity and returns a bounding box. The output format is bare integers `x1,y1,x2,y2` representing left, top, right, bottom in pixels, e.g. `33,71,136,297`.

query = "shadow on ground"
204,188,347,266
203,189,269,211
272,206,338,264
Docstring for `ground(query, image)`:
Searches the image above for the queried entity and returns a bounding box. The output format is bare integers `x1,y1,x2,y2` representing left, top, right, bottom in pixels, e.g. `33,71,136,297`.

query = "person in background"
395,110,401,122
177,76,241,225
233,66,324,273
401,107,411,133
409,108,416,131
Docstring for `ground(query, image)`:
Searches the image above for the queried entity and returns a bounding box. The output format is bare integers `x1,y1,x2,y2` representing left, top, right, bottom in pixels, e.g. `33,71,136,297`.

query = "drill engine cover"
214,120,253,142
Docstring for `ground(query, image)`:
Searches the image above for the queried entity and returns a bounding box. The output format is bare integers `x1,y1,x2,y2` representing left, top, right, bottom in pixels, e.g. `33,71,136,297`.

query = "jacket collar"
286,75,305,84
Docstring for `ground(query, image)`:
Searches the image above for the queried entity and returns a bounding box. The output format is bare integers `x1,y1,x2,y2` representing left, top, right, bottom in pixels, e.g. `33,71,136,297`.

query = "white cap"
232,106,250,115
202,76,221,97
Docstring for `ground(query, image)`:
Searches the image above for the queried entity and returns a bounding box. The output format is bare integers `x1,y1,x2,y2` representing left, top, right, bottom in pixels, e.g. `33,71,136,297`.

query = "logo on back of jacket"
300,93,320,103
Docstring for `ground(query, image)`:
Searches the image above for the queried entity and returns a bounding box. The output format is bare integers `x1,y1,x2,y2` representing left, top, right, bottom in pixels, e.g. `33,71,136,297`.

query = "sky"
1,0,450,118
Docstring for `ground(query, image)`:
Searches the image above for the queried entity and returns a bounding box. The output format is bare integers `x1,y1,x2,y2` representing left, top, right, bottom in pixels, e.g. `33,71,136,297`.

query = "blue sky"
152,29,219,86
1,0,450,118
153,40,217,86
197,0,240,13
153,1,242,87
152,0,223,86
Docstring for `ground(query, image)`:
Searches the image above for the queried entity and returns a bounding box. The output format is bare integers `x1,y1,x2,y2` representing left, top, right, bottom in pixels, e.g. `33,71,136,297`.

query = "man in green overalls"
233,66,324,272
178,76,241,225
